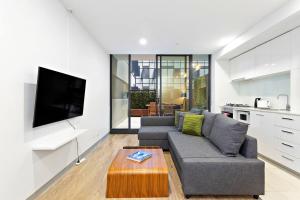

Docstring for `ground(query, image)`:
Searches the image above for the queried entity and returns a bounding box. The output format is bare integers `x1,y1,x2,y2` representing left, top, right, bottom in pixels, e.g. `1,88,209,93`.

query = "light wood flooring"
35,134,300,200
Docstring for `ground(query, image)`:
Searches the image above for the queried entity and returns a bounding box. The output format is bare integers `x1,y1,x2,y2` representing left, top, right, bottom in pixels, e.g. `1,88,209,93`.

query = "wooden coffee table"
106,148,169,198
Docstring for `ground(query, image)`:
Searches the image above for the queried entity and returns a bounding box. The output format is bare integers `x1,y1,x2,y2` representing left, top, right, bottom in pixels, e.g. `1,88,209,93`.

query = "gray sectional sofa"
138,111,265,199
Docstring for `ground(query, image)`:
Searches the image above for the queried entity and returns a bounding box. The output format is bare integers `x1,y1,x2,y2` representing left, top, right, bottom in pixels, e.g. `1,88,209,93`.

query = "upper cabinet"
291,27,300,69
229,29,294,81
269,32,292,73
230,50,254,81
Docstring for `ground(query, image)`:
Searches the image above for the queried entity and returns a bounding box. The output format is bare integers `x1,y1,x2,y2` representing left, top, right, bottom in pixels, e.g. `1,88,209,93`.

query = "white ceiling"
61,0,289,54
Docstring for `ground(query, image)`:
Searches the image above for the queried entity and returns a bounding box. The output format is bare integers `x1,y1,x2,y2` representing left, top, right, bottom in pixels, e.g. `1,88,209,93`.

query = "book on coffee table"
127,150,152,162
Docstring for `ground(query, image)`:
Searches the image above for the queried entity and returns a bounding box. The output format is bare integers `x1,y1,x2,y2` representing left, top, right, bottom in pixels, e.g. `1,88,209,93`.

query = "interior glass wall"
110,54,210,131
191,55,210,109
111,54,129,129
159,55,189,115
130,55,158,128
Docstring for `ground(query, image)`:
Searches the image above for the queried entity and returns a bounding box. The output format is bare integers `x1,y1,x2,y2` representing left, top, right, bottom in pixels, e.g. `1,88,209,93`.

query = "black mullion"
159,56,162,116
188,55,193,110
208,54,211,111
128,54,131,130
109,54,112,132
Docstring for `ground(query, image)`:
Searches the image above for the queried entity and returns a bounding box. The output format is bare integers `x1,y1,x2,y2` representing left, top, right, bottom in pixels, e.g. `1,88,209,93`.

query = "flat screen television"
33,67,86,127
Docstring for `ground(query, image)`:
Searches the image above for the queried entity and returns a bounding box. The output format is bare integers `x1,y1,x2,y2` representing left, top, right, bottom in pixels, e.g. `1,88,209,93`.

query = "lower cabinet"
248,111,300,173
248,111,275,157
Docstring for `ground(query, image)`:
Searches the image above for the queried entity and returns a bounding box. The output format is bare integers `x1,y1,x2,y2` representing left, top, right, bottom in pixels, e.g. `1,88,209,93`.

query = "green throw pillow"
182,114,204,136
174,110,181,127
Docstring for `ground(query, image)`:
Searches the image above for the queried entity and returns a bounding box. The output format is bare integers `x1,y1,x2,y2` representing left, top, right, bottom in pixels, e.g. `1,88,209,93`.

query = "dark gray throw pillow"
209,114,248,156
202,110,217,138
189,108,204,115
177,112,187,131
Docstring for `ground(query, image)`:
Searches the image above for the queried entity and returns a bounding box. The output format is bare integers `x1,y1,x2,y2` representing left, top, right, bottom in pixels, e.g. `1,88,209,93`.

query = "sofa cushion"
168,132,226,160
175,111,180,128
182,114,204,136
189,108,204,115
138,126,178,140
178,112,188,131
202,111,217,138
209,114,248,156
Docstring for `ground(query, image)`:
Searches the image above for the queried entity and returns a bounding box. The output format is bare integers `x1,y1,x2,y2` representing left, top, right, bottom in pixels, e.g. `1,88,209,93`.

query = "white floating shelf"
31,129,88,151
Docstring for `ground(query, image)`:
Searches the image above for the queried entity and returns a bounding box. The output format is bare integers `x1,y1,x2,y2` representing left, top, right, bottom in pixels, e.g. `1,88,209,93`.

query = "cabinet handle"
282,117,294,121
256,114,264,116
281,130,294,134
281,155,294,162
281,142,294,148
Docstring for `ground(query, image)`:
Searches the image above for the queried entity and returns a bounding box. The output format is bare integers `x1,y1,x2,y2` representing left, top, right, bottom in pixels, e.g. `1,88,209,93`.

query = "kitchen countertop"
230,106,300,116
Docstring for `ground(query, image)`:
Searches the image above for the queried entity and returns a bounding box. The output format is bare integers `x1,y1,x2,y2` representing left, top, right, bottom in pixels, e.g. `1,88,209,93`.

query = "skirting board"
258,154,300,178
26,132,109,200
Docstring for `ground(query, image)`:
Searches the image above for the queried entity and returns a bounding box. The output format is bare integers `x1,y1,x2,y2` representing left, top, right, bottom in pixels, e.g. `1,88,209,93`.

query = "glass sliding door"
110,54,211,133
191,55,210,110
158,55,190,116
111,54,130,131
130,55,158,129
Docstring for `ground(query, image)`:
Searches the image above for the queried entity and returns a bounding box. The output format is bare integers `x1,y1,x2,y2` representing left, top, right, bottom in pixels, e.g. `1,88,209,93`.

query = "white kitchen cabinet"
291,27,300,69
229,57,241,81
249,110,300,173
230,50,254,81
248,111,275,157
274,114,300,131
269,32,292,74
230,30,293,81
253,42,271,77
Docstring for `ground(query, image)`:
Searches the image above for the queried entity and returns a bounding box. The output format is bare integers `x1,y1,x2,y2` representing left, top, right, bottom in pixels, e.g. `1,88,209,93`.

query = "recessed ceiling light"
139,38,147,45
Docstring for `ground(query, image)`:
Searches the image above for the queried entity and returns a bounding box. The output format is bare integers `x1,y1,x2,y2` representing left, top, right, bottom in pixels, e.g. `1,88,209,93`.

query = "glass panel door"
130,55,158,129
191,55,210,109
160,55,190,115
111,55,129,130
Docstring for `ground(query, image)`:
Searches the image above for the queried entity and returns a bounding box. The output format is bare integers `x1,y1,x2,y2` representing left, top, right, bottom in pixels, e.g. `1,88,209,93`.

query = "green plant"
130,91,156,109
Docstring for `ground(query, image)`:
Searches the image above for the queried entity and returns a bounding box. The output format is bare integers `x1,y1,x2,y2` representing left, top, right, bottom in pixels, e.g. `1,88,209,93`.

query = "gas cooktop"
225,103,251,107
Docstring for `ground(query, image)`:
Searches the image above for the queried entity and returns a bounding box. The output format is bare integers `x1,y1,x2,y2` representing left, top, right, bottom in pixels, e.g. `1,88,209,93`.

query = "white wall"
211,56,240,113
0,1,110,200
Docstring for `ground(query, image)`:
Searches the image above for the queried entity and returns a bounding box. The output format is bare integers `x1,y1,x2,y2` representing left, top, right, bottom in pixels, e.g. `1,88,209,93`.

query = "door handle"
282,117,294,121
281,130,294,134
256,114,264,116
281,155,294,162
281,142,294,148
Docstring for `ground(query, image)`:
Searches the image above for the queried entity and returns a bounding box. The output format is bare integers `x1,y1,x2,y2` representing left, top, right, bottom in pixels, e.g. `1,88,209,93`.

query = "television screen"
33,67,86,127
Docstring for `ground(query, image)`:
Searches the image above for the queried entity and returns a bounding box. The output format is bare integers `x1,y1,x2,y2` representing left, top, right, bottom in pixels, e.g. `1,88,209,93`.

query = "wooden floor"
35,134,300,200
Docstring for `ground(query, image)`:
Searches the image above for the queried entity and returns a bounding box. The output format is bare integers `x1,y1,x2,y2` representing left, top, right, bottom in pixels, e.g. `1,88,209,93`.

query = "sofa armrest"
141,116,175,126
240,135,258,158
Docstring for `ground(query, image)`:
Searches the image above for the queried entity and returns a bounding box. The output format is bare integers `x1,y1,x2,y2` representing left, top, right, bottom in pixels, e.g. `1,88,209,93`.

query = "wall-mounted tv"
33,67,86,127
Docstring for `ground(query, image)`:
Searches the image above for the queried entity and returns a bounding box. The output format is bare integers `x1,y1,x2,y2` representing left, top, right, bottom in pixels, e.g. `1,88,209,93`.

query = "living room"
1,0,300,200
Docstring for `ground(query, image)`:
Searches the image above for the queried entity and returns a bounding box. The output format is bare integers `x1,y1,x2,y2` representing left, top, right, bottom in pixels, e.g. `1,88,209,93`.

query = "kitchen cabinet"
291,27,300,69
248,110,300,173
229,28,294,81
253,42,272,77
230,50,254,81
269,32,292,73
248,111,275,157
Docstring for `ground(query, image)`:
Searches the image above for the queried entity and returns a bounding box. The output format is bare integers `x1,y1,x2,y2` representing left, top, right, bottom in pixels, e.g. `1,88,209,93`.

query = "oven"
236,110,250,124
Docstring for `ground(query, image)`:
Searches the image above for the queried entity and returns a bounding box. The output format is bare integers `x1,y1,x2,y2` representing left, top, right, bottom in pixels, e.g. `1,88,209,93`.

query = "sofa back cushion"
202,111,217,138
175,111,180,128
182,114,204,136
209,114,248,156
189,108,204,115
177,112,188,131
